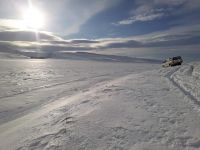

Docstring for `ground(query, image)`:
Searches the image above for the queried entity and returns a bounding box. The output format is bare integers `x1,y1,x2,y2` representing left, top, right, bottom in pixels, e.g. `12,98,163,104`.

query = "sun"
22,7,45,30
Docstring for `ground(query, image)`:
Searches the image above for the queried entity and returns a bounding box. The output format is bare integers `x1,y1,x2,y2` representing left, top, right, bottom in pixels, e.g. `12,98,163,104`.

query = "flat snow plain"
0,58,200,150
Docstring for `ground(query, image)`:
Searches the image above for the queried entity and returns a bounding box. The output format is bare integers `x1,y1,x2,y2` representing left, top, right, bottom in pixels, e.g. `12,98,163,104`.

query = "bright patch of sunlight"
22,7,45,30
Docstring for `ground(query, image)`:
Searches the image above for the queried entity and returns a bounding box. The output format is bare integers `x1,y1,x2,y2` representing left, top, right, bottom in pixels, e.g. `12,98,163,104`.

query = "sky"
0,0,200,60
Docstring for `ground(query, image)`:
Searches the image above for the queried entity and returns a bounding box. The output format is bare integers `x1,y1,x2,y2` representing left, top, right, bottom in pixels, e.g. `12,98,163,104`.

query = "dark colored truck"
162,56,183,67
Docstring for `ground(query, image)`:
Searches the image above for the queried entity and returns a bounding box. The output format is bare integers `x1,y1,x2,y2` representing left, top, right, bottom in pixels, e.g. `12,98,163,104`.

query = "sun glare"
22,7,45,30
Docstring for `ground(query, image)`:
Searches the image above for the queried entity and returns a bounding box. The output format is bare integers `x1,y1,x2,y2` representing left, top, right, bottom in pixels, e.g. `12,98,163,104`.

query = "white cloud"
92,24,200,48
0,19,24,31
115,0,200,26
153,0,186,6
118,12,164,25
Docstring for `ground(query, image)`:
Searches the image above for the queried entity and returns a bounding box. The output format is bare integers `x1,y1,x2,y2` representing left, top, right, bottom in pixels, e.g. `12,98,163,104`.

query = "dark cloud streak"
0,30,61,41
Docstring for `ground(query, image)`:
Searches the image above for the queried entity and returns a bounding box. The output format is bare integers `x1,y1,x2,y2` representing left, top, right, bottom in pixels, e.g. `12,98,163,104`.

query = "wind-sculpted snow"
193,64,200,77
170,63,200,103
1,60,200,150
0,59,158,124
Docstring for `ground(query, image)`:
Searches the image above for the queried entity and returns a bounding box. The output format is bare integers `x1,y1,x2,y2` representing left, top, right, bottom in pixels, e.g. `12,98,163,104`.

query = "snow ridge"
163,65,200,106
168,64,200,104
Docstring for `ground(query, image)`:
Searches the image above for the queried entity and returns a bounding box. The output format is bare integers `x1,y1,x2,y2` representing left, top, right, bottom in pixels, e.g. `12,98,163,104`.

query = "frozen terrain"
0,57,200,150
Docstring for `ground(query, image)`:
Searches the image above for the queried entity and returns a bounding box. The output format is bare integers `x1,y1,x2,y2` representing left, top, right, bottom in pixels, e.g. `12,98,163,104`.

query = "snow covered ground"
0,57,200,150
0,58,158,124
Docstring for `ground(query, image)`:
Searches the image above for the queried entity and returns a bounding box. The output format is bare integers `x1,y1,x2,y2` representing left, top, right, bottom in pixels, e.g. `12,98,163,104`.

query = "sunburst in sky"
21,6,45,30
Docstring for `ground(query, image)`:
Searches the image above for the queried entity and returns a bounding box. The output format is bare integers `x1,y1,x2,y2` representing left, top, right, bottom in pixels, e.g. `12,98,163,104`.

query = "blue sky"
0,0,199,60
0,0,200,38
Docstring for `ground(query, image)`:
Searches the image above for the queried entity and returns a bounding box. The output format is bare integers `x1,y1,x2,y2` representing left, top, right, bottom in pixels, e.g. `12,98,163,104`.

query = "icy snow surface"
0,58,200,150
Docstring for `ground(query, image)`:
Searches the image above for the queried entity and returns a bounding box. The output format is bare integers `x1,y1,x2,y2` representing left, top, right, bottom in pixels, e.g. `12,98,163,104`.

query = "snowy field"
0,57,200,150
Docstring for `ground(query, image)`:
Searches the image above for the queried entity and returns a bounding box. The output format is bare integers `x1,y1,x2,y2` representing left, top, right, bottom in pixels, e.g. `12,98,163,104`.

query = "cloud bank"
0,24,199,58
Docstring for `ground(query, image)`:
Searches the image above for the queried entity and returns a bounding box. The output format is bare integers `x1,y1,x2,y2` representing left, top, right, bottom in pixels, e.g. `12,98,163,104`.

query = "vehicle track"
0,72,135,135
164,65,200,106
0,74,109,100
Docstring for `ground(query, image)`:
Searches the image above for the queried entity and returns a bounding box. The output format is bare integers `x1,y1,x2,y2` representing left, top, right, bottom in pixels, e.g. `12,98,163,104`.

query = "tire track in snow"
0,78,86,100
164,65,200,106
0,74,109,100
0,72,135,136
